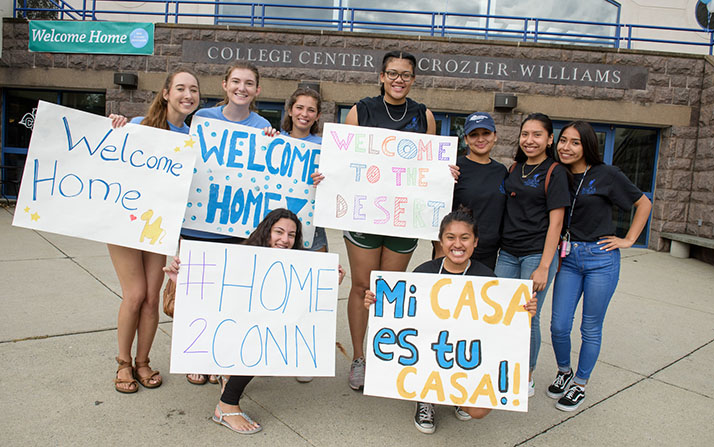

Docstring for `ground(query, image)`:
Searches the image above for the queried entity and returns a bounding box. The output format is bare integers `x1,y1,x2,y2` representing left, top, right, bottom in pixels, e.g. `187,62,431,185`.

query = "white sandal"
212,404,262,434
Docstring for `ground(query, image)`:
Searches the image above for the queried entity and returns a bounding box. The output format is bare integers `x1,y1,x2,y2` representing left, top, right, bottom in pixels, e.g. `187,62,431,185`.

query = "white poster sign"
183,117,319,247
364,271,532,412
170,240,339,376
314,123,457,241
12,101,196,256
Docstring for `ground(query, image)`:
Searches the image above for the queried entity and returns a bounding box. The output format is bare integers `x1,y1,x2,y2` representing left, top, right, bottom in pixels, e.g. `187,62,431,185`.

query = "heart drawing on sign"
130,214,137,221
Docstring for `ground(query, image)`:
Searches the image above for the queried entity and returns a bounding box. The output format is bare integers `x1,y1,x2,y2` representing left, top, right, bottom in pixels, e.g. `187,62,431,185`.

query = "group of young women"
105,50,651,436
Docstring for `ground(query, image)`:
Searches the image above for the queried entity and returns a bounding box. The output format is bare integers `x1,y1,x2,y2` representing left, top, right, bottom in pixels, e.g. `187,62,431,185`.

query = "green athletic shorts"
343,231,418,254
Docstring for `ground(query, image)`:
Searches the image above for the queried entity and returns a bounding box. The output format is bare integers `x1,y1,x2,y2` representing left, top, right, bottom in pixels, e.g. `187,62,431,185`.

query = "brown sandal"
114,357,138,394
187,374,208,385
134,358,162,388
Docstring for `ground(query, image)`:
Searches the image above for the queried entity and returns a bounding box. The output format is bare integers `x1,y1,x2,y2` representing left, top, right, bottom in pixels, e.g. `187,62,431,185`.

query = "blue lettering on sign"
32,158,141,210
206,184,310,229
374,278,407,318
63,116,183,177
195,123,319,181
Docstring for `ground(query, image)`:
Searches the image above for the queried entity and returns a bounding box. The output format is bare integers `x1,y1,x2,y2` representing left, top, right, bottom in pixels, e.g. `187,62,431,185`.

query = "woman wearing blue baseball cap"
444,112,507,271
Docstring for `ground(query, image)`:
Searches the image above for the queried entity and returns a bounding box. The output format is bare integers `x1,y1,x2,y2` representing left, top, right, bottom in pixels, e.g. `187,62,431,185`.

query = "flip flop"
212,405,262,434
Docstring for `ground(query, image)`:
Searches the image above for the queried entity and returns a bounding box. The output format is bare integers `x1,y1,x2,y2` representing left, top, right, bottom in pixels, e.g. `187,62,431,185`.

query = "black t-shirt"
356,96,428,133
414,257,496,277
452,156,508,256
567,164,643,242
501,158,570,257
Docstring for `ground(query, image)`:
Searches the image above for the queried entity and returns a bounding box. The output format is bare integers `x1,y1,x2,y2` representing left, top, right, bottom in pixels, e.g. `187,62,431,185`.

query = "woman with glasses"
335,51,437,392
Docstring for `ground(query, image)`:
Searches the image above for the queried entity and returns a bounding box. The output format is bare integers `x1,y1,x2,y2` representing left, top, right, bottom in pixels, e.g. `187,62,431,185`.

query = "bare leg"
344,241,382,360
378,246,413,274
108,244,147,392
464,407,492,419
134,250,165,386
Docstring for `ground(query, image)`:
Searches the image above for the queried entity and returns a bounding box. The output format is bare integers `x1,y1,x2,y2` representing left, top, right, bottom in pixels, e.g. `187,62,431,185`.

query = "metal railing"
13,1,714,55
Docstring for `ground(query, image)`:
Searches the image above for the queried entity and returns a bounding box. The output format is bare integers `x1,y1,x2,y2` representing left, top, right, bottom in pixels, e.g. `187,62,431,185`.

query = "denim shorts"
308,227,328,251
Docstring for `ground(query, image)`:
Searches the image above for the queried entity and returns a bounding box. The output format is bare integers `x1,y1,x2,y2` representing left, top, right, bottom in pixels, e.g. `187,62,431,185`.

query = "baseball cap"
463,112,496,135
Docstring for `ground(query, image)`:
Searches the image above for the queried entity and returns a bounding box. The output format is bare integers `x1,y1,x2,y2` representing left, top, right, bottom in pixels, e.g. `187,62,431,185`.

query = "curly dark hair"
244,208,303,249
438,205,479,240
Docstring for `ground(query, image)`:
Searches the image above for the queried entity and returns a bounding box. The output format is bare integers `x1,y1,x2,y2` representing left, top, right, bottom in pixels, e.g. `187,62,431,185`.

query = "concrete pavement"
1,203,713,446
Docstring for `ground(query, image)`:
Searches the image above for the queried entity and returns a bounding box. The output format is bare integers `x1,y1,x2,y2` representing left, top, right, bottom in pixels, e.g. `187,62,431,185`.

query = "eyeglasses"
383,70,414,81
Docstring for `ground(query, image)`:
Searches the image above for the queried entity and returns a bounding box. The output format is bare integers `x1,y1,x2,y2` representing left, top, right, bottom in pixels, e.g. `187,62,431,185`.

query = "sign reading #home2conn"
29,21,154,55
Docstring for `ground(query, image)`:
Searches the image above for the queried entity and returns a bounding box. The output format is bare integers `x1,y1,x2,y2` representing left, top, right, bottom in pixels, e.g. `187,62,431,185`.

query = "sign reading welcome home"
29,21,154,55
182,41,648,90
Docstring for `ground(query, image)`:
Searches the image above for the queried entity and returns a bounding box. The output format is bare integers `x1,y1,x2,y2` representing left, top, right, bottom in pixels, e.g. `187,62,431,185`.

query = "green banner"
29,21,154,55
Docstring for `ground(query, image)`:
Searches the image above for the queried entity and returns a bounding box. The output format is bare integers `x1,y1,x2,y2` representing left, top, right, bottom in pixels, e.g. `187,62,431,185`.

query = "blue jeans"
550,242,620,383
494,250,558,372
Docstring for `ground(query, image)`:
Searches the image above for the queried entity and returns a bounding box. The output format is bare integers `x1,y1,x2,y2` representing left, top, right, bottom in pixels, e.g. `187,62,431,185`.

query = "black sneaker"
547,369,574,399
414,402,435,434
556,384,586,412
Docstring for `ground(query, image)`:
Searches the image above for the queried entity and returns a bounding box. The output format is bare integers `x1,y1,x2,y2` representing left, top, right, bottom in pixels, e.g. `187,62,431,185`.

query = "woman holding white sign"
365,207,538,434
107,69,200,393
166,208,344,434
341,50,437,391
547,121,650,411
494,113,570,397
181,61,279,386
281,86,329,384
280,87,327,253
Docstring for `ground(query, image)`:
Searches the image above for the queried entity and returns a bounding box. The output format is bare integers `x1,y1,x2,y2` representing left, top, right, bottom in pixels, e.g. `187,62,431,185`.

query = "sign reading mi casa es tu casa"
29,21,154,55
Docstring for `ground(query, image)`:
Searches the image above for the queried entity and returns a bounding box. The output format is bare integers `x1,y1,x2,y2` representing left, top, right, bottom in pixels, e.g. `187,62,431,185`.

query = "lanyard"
439,258,471,275
564,165,590,237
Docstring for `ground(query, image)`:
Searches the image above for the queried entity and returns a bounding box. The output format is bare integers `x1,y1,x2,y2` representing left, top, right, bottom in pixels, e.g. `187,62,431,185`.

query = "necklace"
522,159,545,178
438,258,471,275
383,96,408,122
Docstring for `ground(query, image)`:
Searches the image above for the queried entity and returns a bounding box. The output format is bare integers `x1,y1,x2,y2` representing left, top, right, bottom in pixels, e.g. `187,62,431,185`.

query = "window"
1,89,106,198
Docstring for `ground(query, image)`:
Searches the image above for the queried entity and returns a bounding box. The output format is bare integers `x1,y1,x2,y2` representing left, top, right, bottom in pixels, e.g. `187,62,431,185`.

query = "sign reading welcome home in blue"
29,21,154,55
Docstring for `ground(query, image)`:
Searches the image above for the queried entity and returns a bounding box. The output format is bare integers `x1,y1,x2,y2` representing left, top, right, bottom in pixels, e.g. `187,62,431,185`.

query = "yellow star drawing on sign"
184,138,196,148
24,206,30,213
30,212,40,222
173,146,181,152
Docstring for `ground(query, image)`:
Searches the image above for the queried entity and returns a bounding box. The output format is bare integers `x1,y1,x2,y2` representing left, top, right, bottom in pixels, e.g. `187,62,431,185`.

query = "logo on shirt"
403,116,419,131
499,182,506,195
524,173,542,188
582,179,596,195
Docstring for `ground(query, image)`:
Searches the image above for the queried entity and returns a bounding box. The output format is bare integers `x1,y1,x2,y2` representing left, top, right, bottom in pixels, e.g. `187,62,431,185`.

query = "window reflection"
217,0,621,44
613,128,657,193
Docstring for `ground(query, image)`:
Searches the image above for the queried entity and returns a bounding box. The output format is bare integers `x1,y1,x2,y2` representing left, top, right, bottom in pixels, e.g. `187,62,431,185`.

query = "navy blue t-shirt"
501,158,570,257
452,156,507,256
567,164,644,242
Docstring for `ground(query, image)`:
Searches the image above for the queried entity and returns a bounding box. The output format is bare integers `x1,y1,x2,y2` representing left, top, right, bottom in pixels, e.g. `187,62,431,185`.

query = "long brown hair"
514,113,554,163
244,208,303,250
141,69,200,130
281,87,322,135
217,62,261,111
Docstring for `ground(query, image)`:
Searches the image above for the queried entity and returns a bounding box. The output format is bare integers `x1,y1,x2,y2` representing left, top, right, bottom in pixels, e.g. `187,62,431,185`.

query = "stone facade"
2,19,713,260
